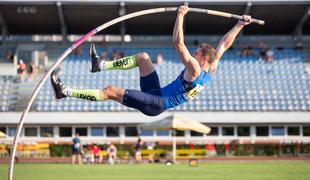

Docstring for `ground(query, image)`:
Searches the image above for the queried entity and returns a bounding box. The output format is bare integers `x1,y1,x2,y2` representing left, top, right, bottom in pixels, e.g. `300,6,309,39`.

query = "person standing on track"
72,133,84,165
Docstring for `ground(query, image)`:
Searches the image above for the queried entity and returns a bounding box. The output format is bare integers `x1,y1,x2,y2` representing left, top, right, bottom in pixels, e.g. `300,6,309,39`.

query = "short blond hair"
199,43,215,63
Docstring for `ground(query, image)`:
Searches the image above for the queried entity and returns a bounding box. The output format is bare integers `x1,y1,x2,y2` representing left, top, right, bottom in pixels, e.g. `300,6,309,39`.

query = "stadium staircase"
0,76,18,111
13,79,40,111
0,75,42,112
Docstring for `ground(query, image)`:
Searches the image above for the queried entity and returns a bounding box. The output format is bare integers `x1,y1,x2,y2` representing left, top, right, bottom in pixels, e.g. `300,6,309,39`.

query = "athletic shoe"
50,71,67,99
89,43,102,73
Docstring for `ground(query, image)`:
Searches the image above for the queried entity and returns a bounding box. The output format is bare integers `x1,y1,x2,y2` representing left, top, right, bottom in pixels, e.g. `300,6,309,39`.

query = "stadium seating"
1,47,309,112
0,76,18,111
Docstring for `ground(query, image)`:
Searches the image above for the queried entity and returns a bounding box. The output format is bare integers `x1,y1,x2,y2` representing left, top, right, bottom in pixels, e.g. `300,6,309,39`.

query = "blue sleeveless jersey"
160,69,213,109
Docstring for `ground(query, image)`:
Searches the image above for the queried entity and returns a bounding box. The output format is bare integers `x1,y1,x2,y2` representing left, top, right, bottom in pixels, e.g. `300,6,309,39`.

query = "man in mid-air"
51,5,252,116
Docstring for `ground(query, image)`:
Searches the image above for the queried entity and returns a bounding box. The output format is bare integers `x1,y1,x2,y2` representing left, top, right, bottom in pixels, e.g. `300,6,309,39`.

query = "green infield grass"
1,161,310,180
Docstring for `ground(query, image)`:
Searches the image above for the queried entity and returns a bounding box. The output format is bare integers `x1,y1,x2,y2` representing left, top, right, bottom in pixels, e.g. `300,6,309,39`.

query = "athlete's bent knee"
104,85,115,92
137,52,150,61
102,85,116,99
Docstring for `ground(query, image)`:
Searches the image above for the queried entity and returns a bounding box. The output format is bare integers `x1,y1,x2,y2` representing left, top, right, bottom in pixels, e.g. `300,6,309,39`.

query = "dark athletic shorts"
122,71,165,116
72,148,81,155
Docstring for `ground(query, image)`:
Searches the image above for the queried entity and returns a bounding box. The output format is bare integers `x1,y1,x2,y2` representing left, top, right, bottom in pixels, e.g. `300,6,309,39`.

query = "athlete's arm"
173,5,200,78
212,15,252,73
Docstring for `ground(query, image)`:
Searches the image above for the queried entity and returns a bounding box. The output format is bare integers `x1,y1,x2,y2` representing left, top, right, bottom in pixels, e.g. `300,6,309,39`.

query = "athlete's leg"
51,71,164,116
135,52,155,77
51,71,124,102
77,154,82,165
135,52,162,93
100,85,125,103
72,153,77,164
66,85,163,116
69,86,125,103
122,89,165,116
90,44,156,77
90,45,160,92
90,44,137,72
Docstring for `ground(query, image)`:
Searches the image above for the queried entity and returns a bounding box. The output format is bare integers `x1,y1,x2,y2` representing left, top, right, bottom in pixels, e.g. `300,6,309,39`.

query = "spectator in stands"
100,51,109,61
294,41,303,50
72,133,84,165
17,59,27,82
240,44,254,56
276,46,284,51
156,53,164,65
107,143,117,165
3,51,14,63
51,5,253,116
91,144,102,164
259,42,267,61
266,48,274,63
27,62,35,81
135,138,143,163
112,49,121,60
120,51,125,58
193,39,199,46
73,46,83,56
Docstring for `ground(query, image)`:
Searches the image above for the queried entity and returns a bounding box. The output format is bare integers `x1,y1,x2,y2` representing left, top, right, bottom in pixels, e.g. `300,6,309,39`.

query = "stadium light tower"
293,5,310,41
0,11,8,41
57,1,68,42
119,2,126,44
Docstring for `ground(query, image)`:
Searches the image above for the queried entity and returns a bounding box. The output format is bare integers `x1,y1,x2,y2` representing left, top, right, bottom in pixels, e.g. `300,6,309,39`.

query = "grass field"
1,161,310,180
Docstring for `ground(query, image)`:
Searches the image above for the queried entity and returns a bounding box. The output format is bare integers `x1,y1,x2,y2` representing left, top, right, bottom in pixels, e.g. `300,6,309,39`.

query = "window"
140,130,153,136
75,127,87,136
125,127,138,137
40,127,54,137
91,127,104,136
207,127,218,136
8,127,17,137
0,127,6,134
175,130,184,137
156,130,169,136
287,127,300,136
238,127,250,136
256,127,269,136
303,126,310,136
40,127,53,137
25,127,37,137
271,127,284,136
106,127,119,137
191,131,203,136
222,127,234,136
59,127,72,137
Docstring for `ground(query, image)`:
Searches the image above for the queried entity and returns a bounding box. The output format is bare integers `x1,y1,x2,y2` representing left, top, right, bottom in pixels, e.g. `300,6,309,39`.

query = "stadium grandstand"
0,0,310,160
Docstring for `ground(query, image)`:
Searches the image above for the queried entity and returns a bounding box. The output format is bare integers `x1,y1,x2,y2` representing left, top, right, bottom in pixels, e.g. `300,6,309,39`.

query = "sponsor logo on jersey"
185,84,204,100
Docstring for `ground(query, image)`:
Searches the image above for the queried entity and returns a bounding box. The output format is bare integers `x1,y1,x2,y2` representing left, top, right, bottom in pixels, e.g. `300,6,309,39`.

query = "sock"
69,89,104,101
62,87,73,97
100,55,137,70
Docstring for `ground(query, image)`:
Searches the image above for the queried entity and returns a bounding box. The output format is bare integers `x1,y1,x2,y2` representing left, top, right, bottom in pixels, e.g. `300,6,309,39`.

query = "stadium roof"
0,1,309,36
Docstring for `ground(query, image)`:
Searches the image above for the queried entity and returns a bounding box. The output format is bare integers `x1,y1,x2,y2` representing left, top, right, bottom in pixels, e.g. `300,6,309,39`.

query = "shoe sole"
89,44,100,73
50,72,66,99
89,61,96,73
